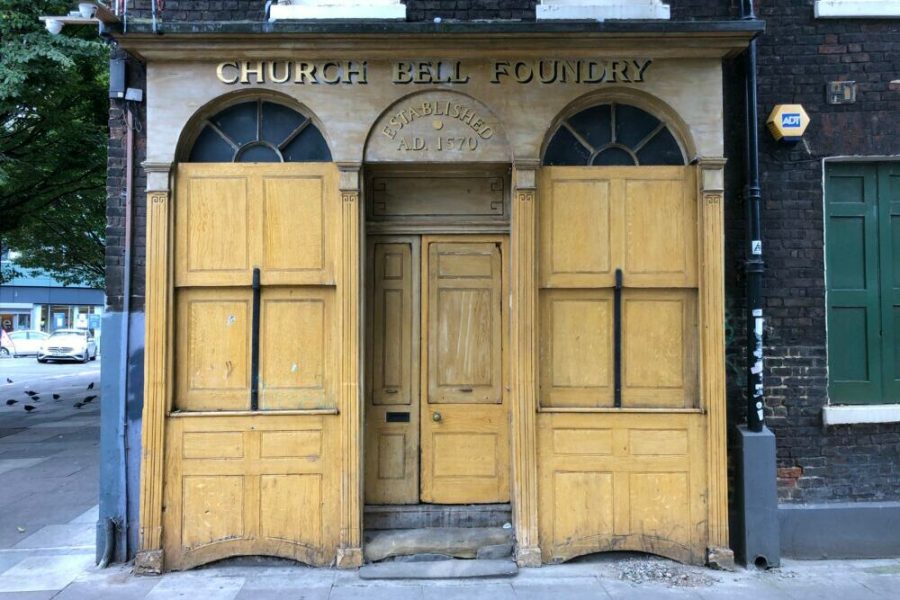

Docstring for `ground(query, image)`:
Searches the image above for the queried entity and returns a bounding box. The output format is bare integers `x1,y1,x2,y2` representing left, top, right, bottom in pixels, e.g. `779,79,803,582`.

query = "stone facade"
105,0,900,515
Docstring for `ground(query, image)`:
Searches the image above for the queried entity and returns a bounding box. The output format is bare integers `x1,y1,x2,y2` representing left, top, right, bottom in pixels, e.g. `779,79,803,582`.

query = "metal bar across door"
614,268,623,408
250,267,261,410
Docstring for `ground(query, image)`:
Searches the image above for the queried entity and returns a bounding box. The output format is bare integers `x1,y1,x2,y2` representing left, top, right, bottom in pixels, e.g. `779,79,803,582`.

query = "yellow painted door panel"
537,412,708,565
421,237,509,504
539,166,696,289
162,414,339,570
164,162,341,570
536,165,714,565
365,239,420,504
259,287,337,411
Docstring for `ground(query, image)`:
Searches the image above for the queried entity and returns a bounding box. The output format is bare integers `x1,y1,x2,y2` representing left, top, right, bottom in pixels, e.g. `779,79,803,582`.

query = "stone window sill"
814,1,900,18
822,404,900,426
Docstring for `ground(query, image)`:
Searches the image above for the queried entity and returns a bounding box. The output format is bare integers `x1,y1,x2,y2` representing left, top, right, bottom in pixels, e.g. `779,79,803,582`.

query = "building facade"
96,0,899,571
0,251,104,337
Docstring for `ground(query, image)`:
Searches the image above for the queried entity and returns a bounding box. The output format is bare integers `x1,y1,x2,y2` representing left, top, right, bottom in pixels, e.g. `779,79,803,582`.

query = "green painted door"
826,163,900,404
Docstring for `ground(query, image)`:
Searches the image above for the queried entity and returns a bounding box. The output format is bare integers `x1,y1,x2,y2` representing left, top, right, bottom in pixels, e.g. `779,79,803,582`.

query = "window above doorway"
188,99,331,163
543,102,686,167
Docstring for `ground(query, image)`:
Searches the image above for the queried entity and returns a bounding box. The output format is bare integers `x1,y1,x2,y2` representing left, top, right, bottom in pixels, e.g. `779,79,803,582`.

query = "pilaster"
511,160,542,567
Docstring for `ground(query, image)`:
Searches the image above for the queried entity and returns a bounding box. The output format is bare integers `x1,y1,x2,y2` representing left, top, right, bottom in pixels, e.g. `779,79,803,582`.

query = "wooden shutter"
826,164,882,403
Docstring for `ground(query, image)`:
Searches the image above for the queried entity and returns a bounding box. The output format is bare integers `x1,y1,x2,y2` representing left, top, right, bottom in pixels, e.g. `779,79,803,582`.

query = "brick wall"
753,0,900,502
105,49,147,314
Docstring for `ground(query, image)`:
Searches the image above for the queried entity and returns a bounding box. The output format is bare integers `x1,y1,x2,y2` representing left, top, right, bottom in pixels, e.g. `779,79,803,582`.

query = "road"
0,358,100,412
0,356,100,560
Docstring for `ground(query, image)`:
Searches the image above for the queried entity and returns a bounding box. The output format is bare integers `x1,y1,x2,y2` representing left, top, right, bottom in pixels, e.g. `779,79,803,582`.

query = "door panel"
421,237,509,504
427,242,502,405
164,163,341,570
365,239,419,504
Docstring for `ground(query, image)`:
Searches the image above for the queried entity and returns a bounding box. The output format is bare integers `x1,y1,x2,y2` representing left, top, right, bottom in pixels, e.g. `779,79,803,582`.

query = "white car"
37,329,98,363
0,330,50,358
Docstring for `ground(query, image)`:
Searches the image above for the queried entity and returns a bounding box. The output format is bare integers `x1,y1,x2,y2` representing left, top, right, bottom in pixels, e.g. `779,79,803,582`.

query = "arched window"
543,103,685,166
188,99,331,163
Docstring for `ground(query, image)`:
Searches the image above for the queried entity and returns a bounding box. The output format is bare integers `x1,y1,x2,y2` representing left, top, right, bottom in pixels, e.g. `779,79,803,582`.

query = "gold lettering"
513,61,533,84
240,61,264,84
449,61,470,83
294,62,315,84
344,61,367,84
393,62,413,84
321,61,341,84
609,60,629,82
266,61,290,84
560,60,579,83
632,59,652,82
491,61,510,84
584,61,607,83
415,62,433,83
216,62,239,84
538,60,557,84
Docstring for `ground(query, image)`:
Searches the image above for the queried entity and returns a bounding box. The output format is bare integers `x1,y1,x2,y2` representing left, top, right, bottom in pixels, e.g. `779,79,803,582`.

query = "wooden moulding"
138,189,172,572
698,157,729,553
338,164,364,568
510,163,541,567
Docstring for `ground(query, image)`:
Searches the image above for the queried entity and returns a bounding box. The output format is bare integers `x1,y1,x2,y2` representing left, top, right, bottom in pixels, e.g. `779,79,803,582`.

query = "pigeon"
83,395,97,403
87,382,95,390
24,390,37,397
24,405,36,412
5,378,11,384
6,399,17,406
74,403,83,409
30,396,40,402
52,394,60,400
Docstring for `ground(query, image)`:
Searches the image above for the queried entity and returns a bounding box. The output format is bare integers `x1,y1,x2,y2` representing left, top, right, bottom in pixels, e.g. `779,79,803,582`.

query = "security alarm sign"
766,104,810,142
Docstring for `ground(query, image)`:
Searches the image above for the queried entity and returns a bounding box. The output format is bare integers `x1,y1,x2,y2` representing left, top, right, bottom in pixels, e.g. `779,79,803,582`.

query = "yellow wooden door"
162,163,341,570
420,236,509,504
364,238,420,504
536,166,713,565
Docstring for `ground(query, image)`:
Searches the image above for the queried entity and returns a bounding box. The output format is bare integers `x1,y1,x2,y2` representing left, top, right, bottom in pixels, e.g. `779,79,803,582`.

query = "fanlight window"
543,103,685,166
188,99,331,163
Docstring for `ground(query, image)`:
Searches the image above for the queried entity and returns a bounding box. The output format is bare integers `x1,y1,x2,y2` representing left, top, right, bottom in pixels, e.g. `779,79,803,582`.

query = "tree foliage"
0,0,108,286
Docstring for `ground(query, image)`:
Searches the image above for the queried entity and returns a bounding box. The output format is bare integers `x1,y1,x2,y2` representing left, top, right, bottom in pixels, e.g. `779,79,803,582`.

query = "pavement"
2,357,900,599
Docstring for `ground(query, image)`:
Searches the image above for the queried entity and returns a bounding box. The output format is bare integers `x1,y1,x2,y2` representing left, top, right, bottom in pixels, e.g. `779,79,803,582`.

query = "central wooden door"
365,235,509,505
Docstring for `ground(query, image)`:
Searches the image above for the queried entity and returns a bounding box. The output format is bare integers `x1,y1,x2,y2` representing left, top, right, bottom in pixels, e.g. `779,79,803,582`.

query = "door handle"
432,411,442,422
458,387,473,393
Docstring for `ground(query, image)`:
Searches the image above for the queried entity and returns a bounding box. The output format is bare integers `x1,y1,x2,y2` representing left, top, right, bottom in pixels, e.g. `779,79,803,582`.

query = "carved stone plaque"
366,91,510,163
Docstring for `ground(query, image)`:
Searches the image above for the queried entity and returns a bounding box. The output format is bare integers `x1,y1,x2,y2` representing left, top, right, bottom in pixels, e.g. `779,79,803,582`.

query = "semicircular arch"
541,88,697,166
175,89,334,164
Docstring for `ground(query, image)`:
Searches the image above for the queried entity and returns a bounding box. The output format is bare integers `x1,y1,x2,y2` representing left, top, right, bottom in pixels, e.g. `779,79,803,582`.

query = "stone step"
358,558,518,580
364,527,514,562
364,503,512,530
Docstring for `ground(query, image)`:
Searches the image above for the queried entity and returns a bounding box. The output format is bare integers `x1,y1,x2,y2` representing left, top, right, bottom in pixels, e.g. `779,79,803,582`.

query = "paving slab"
421,582,516,600
12,522,94,550
144,574,245,600
0,459,46,477
513,581,611,600
360,558,518,580
0,554,93,593
330,583,425,600
69,505,99,525
0,591,58,600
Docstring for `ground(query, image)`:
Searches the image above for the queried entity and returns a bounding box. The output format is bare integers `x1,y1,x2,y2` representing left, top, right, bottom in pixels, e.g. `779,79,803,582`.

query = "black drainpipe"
742,0,765,432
